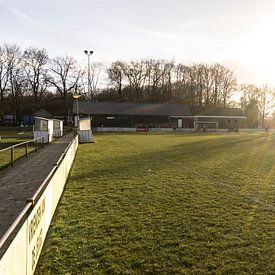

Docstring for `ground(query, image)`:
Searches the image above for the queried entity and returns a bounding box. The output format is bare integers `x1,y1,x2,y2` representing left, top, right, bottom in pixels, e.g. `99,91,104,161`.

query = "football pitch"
36,132,274,274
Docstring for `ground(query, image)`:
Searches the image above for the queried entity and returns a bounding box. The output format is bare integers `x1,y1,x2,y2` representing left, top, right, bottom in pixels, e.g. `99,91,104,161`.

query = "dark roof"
33,109,52,119
74,101,193,117
195,107,245,117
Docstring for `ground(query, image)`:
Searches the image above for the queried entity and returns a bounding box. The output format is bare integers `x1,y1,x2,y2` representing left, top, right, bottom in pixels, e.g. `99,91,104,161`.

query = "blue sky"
1,0,275,85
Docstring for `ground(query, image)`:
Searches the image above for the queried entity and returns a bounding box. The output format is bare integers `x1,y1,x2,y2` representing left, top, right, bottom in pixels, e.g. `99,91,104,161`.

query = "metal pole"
84,50,93,117
87,53,91,117
25,142,28,157
73,94,81,129
76,98,79,128
10,146,14,166
88,53,91,100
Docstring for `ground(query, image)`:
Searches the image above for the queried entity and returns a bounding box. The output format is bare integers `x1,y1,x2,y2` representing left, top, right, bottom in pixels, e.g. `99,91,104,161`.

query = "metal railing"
0,128,72,170
0,136,46,169
0,134,78,256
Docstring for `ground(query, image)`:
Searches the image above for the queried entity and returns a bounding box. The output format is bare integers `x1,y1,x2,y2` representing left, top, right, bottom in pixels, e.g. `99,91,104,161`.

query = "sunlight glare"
237,14,275,85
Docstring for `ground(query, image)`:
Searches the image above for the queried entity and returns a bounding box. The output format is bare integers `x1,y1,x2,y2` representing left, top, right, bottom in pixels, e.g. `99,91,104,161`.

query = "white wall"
33,131,50,143
79,119,91,131
95,127,274,133
78,130,93,143
149,128,174,132
239,128,274,132
96,127,235,133
97,127,136,132
53,120,63,137
0,136,79,275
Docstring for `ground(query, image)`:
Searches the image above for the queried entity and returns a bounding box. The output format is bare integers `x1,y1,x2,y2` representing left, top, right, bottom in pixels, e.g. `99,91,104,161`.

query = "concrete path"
0,133,75,239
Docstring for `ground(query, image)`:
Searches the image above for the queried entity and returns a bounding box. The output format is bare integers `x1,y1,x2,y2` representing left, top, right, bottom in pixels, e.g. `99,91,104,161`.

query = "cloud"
9,7,35,25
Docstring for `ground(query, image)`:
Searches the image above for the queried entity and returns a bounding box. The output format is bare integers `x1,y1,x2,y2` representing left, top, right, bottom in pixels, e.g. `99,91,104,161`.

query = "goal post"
194,121,218,131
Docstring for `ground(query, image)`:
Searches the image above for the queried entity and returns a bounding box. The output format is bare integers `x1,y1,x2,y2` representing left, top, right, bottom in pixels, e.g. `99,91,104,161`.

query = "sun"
236,14,275,85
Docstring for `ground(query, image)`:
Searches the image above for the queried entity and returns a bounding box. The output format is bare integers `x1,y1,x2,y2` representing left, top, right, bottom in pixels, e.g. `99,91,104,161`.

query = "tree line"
0,43,274,127
0,43,85,123
105,60,237,108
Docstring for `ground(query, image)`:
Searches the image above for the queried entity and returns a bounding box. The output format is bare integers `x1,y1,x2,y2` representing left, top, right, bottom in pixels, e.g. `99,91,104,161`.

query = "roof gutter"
169,116,194,118
194,115,246,119
170,115,246,119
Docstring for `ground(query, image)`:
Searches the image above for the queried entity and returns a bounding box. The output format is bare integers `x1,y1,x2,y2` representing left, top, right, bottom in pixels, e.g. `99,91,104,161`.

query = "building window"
34,119,48,131
227,119,232,125
233,119,239,124
53,120,60,129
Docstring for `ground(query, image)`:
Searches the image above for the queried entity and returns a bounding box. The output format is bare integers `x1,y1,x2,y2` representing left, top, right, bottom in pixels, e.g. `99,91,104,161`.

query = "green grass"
0,127,33,139
0,137,35,170
36,132,275,274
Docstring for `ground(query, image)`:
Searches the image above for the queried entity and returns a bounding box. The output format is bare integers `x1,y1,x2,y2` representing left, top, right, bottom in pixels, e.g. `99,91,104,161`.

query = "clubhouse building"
73,101,246,130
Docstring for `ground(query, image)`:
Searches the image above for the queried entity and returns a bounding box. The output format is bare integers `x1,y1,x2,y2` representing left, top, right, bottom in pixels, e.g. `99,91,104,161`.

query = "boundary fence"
0,134,79,275
96,127,272,133
96,127,228,133
0,129,70,170
0,136,45,169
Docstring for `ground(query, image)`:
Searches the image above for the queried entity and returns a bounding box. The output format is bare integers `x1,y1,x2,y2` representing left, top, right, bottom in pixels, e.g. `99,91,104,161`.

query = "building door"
177,119,183,128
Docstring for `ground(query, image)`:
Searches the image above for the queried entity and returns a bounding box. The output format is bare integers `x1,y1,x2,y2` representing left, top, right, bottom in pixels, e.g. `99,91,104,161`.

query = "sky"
0,0,275,86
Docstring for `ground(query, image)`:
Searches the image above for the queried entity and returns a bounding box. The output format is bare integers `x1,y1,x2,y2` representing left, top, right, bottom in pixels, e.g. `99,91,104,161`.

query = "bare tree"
192,64,205,107
9,65,27,123
240,84,261,109
5,44,23,123
0,45,10,120
174,63,191,103
47,56,82,124
201,64,213,105
23,47,49,110
1,44,26,123
161,61,174,101
239,84,269,127
220,68,237,108
147,59,166,102
87,62,103,100
210,63,225,106
107,61,124,101
122,61,147,101
258,86,275,127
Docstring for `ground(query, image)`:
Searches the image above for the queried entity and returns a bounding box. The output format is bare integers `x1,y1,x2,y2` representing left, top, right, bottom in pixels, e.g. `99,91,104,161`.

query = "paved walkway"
0,133,75,239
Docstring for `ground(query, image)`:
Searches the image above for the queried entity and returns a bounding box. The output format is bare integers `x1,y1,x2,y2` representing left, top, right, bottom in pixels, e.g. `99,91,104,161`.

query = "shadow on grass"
69,133,275,213
71,133,267,180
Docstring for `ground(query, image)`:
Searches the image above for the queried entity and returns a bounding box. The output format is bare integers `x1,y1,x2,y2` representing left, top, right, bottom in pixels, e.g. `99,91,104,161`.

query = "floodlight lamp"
73,94,81,99
90,50,94,54
84,50,88,54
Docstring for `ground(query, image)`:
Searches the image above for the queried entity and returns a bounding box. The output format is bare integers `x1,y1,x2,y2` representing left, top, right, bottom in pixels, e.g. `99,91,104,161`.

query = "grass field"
0,127,34,170
0,143,36,170
0,126,33,138
36,132,274,274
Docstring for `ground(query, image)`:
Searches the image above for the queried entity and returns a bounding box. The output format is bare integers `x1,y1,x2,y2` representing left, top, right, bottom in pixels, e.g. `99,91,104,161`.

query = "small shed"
78,117,93,143
33,109,52,119
33,117,54,143
53,119,63,137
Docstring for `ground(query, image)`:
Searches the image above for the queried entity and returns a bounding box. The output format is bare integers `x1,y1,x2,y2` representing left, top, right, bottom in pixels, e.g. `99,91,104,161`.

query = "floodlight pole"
84,50,94,101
